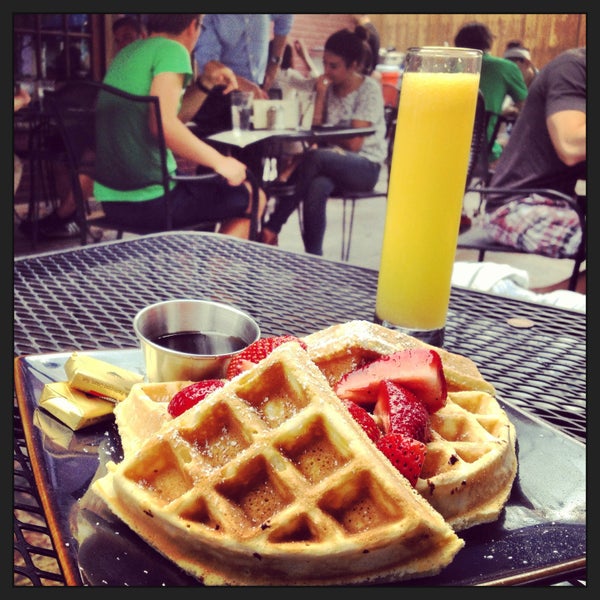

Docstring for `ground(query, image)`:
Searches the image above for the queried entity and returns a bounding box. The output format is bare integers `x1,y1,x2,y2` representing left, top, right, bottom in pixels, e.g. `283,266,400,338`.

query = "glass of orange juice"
375,47,482,347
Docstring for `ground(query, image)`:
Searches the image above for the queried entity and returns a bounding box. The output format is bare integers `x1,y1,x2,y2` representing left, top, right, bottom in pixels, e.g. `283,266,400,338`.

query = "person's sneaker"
38,211,81,239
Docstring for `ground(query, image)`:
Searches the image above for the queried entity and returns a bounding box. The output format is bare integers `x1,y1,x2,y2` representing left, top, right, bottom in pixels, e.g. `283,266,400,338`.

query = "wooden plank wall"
364,14,585,71
287,14,586,73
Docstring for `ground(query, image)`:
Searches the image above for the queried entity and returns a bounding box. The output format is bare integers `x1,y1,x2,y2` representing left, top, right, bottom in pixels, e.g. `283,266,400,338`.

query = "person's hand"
214,155,247,187
14,87,32,112
261,63,279,96
201,60,238,94
315,74,330,95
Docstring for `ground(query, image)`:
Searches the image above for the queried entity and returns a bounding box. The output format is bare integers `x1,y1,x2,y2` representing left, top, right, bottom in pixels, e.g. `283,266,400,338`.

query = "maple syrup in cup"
133,299,260,382
375,47,481,347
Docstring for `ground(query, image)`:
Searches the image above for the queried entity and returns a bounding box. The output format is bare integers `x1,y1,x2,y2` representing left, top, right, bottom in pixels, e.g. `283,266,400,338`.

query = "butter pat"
65,353,144,402
40,381,115,431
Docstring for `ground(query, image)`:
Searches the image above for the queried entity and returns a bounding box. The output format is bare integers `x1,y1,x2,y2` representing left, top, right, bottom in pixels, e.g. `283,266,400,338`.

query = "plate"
15,349,586,586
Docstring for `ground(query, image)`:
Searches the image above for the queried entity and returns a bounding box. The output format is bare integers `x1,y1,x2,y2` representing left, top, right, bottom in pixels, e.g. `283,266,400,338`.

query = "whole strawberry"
226,335,307,379
376,432,427,487
374,381,430,443
341,399,381,442
167,379,225,417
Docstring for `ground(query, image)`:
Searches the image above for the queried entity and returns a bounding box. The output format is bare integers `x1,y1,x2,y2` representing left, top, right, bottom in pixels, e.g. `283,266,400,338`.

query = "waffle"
416,390,517,531
303,320,497,396
93,341,464,586
113,380,192,458
303,321,517,531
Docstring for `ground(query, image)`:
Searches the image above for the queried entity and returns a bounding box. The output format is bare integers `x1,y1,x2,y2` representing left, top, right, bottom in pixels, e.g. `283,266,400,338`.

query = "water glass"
230,90,253,133
374,47,482,347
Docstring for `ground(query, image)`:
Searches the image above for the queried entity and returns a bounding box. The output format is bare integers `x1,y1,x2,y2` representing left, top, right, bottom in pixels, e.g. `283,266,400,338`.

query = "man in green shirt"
455,22,528,163
94,14,265,238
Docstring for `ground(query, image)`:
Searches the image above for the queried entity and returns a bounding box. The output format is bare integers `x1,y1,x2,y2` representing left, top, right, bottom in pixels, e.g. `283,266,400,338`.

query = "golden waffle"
303,320,517,531
303,320,497,396
114,380,192,458
416,390,517,531
93,341,463,585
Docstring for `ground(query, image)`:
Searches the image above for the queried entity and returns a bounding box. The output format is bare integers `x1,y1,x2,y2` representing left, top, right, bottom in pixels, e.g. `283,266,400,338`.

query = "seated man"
94,14,265,239
482,47,586,262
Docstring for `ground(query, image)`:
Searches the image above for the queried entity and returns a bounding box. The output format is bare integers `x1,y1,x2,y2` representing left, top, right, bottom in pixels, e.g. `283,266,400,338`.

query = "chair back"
46,80,185,231
465,90,489,189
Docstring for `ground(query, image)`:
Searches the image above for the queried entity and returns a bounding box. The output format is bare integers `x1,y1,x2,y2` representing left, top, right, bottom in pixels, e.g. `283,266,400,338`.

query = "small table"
206,125,376,149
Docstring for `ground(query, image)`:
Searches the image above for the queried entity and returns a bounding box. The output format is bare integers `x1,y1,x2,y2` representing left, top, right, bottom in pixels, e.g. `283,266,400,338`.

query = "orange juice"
375,70,480,333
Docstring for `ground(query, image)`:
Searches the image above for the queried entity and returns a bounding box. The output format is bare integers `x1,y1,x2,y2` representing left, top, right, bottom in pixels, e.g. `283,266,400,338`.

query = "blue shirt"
193,14,294,85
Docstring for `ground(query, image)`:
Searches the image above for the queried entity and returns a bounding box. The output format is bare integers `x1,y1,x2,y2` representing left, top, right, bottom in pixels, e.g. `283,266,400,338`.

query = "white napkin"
451,261,586,313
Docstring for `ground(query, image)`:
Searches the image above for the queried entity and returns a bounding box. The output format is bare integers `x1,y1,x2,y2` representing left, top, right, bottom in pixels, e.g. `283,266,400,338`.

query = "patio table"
14,231,585,586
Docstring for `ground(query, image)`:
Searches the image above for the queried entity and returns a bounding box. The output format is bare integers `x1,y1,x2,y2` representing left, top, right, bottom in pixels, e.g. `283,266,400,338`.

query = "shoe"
42,219,81,239
260,227,279,246
39,211,80,239
18,211,80,239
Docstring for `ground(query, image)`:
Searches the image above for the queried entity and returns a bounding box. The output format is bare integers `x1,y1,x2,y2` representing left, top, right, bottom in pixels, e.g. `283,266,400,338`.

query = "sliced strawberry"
341,398,381,442
374,381,430,442
376,432,427,487
167,379,225,417
226,335,307,379
334,348,447,413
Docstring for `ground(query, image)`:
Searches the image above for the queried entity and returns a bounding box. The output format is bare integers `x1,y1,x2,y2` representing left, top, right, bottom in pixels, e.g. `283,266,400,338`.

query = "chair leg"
568,257,584,292
341,198,357,261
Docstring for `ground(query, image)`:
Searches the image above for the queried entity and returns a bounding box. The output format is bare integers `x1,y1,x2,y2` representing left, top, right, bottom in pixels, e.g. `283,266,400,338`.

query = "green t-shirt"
94,37,193,202
480,53,528,162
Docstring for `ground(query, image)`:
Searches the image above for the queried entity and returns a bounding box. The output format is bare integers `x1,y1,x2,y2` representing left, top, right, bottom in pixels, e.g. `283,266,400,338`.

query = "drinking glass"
374,47,482,347
230,90,253,133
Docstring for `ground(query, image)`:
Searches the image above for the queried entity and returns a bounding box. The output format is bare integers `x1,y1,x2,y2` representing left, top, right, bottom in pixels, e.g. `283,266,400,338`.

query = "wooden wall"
287,13,586,73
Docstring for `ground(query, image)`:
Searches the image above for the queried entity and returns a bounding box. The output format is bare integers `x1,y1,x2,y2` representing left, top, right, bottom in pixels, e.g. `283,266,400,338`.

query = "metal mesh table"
14,231,586,585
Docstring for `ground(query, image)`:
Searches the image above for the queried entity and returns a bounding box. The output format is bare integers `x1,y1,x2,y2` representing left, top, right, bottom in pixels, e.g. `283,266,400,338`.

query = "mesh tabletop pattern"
14,232,586,586
14,231,586,442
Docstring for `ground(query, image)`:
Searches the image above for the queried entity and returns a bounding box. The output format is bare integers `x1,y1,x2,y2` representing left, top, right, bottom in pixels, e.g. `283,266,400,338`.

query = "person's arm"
294,39,321,76
179,60,238,123
262,15,294,92
547,109,586,166
311,74,329,126
236,75,267,99
338,118,371,153
151,71,247,187
262,33,288,93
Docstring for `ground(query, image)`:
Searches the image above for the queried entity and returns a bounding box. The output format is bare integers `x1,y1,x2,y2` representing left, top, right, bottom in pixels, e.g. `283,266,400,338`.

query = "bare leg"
218,181,266,239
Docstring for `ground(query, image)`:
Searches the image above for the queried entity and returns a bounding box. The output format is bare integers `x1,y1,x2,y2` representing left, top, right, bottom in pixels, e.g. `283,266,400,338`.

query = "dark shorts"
101,179,249,232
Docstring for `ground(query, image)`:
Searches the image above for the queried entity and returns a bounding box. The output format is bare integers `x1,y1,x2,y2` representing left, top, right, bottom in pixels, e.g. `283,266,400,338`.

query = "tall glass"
375,47,482,347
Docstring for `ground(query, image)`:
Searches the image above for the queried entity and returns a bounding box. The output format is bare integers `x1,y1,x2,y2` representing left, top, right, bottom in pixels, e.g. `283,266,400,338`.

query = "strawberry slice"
374,381,430,442
334,348,447,413
167,379,225,417
225,335,307,379
376,432,427,487
341,398,381,442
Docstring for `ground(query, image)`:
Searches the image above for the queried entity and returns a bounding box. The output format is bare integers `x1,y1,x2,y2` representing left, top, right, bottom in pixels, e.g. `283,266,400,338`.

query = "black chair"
458,91,586,291
45,80,261,244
